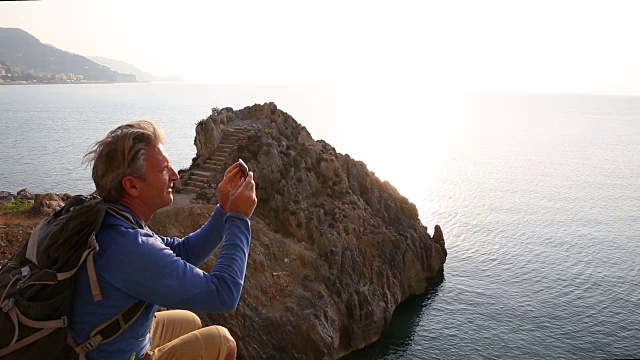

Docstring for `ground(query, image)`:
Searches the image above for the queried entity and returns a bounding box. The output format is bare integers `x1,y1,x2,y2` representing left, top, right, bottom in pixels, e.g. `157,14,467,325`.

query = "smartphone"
239,159,249,178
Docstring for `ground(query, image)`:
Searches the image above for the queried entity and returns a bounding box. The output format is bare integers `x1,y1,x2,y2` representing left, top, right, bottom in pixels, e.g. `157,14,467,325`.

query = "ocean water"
345,93,640,359
0,83,336,194
1,85,639,359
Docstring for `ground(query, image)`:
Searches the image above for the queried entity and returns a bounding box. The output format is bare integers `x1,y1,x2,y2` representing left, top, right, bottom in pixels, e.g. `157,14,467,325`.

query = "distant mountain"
88,56,182,82
0,28,135,82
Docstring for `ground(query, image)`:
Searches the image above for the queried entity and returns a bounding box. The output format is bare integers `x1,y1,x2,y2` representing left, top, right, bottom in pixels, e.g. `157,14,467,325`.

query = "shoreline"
0,81,140,86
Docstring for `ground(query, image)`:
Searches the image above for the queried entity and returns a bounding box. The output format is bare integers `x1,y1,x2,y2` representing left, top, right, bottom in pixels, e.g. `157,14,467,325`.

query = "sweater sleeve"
100,213,251,312
155,206,226,266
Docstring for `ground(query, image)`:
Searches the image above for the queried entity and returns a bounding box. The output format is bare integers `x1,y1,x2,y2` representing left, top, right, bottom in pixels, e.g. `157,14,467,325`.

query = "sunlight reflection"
332,87,462,205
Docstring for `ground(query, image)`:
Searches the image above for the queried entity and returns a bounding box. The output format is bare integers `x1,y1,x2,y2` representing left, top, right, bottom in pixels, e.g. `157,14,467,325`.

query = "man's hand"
227,172,258,218
218,163,243,212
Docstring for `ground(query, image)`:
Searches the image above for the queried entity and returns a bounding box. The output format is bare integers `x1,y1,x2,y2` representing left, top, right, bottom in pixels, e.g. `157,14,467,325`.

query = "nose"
169,166,179,182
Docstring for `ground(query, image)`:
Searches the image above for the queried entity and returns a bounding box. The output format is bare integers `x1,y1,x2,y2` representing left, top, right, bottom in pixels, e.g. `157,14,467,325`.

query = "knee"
187,311,202,330
222,328,237,360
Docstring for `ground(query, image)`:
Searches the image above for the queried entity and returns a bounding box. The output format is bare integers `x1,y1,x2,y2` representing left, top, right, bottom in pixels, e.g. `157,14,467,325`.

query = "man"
70,120,257,360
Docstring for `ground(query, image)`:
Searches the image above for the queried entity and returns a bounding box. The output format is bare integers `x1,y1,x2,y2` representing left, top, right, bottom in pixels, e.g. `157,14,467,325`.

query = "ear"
121,176,141,197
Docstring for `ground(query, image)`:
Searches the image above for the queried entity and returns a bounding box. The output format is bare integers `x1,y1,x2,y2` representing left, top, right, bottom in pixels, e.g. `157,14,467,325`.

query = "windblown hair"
83,120,165,202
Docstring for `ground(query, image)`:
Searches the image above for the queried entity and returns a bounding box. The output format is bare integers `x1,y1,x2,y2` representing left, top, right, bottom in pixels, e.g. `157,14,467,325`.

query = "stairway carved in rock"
181,127,247,194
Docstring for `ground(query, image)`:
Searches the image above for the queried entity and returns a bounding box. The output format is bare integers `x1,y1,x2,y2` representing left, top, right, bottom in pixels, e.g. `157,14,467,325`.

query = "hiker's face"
139,144,179,212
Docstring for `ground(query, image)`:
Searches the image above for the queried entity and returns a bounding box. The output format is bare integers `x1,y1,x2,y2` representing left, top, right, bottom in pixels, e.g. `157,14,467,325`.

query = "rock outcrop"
0,191,15,203
0,188,35,203
152,103,447,359
0,190,71,215
32,193,72,216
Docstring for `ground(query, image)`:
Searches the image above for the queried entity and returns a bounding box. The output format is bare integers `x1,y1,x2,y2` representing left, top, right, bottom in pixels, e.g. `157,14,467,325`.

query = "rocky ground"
0,209,42,262
0,191,71,262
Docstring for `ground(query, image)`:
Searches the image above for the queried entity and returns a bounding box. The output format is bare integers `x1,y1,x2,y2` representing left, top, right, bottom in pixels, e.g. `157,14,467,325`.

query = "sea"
1,84,639,359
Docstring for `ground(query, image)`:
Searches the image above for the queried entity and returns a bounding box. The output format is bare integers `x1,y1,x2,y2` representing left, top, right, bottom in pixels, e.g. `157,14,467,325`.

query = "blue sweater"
70,204,251,359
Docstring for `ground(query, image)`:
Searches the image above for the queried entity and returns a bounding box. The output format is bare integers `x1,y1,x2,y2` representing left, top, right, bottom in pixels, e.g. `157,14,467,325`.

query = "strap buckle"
16,266,32,288
1,298,14,312
77,334,104,354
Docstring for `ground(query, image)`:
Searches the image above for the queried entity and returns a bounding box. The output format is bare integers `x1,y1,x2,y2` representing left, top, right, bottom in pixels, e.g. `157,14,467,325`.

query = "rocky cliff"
151,103,447,359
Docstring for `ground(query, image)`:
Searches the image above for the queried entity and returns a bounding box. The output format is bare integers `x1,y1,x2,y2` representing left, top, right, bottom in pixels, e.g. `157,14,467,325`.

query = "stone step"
204,160,224,167
186,178,208,185
210,156,227,162
191,170,210,178
202,164,220,172
190,174,210,182
220,139,240,145
223,133,246,139
182,186,201,194
216,144,234,150
186,181,207,188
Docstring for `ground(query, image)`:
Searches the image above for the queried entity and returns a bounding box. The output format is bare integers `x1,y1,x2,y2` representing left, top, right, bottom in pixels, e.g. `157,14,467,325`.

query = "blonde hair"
83,120,165,202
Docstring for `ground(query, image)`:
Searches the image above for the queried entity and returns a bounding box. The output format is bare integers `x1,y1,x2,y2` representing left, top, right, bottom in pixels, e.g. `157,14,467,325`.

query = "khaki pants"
142,310,231,360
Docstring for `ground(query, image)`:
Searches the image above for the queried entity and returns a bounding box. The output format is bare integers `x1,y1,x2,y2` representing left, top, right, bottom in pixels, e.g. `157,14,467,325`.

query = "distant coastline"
0,80,137,85
0,28,183,86
0,80,187,86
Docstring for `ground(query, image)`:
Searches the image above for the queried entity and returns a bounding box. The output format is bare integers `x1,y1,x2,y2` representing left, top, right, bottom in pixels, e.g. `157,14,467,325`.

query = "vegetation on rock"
0,199,32,212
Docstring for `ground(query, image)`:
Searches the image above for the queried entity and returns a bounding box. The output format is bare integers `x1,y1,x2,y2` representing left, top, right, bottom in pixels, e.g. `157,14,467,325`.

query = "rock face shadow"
340,272,445,360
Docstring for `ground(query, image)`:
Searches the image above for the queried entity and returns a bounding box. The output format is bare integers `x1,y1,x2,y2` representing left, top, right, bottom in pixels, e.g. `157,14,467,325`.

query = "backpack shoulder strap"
104,203,139,230
72,300,146,358
73,203,148,359
84,203,139,301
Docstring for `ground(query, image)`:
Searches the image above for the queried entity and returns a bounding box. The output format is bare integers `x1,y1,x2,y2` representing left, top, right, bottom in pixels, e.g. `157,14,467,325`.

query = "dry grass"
0,210,45,262
0,209,44,227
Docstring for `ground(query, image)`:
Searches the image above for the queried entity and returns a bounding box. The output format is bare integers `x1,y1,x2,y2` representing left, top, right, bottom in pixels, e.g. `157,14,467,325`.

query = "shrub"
1,199,33,212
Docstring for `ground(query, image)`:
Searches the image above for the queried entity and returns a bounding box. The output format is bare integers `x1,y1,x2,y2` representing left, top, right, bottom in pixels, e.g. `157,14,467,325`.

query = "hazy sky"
3,0,640,95
3,0,640,202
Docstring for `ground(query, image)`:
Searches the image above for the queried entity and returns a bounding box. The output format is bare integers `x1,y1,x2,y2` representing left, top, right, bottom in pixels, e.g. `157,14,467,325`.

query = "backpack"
0,195,146,360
